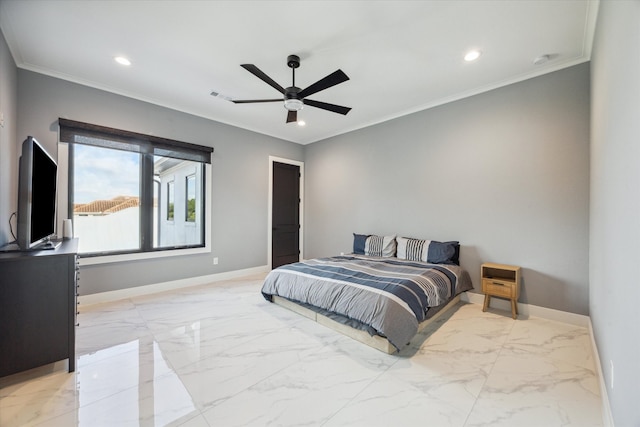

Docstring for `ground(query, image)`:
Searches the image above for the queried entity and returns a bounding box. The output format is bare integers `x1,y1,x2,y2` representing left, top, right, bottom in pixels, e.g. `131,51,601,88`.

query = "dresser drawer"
482,279,514,298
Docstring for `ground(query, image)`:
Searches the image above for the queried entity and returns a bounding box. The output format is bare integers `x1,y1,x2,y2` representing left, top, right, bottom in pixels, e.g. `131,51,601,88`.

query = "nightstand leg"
483,294,490,312
511,299,518,319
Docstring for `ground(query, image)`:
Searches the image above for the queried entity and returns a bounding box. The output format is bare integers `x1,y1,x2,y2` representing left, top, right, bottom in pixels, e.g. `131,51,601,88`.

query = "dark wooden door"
272,162,300,268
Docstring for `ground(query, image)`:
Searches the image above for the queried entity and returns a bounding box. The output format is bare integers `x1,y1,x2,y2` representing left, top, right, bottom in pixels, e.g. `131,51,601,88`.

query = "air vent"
210,91,233,101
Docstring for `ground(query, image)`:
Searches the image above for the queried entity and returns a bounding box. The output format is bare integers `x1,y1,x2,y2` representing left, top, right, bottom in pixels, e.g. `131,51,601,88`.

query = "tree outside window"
167,181,175,221
186,174,196,222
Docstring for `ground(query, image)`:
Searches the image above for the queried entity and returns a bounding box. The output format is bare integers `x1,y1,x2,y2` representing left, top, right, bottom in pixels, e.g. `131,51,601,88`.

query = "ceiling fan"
232,54,351,123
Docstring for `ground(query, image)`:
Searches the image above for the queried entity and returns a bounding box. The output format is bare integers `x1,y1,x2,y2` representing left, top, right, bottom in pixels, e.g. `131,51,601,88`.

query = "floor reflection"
75,336,197,426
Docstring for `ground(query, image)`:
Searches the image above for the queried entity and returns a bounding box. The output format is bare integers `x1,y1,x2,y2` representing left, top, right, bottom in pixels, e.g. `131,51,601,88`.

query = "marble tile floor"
0,274,603,427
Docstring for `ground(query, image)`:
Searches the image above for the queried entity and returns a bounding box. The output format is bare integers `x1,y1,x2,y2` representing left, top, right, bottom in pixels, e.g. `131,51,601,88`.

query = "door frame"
268,156,304,270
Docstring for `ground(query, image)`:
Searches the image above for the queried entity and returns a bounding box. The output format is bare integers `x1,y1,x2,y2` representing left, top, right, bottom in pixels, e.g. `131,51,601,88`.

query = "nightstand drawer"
482,279,514,298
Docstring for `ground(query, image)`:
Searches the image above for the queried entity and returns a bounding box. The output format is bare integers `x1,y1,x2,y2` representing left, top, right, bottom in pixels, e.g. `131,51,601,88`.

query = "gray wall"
304,63,590,315
590,1,640,425
0,28,17,247
3,7,638,423
15,70,303,295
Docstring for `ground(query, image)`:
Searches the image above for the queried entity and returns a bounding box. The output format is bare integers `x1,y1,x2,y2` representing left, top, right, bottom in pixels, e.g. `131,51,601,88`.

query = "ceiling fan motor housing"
284,86,303,111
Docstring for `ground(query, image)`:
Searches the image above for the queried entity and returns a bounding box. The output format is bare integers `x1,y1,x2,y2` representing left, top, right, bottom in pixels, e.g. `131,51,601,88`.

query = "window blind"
58,118,213,163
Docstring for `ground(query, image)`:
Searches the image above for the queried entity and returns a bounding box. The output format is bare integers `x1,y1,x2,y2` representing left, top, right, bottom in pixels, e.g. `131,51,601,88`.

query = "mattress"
261,254,473,350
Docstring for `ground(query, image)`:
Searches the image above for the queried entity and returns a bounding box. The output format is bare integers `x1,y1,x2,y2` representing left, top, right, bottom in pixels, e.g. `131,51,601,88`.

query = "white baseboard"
461,291,613,426
79,265,269,307
460,291,589,327
588,319,615,427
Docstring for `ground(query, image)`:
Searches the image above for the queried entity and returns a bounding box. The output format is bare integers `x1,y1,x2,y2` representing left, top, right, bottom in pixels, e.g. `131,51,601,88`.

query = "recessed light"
114,56,131,66
297,120,306,127
464,50,482,62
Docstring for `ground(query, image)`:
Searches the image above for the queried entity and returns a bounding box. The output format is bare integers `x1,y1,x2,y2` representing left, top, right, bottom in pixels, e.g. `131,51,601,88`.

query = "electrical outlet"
610,360,614,389
213,257,219,265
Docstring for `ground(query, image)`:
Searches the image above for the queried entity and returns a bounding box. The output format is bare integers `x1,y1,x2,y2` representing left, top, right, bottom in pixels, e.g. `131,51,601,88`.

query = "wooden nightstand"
481,263,521,319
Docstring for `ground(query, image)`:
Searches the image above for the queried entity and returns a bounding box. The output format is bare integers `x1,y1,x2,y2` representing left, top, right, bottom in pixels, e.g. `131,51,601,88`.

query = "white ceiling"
0,0,598,145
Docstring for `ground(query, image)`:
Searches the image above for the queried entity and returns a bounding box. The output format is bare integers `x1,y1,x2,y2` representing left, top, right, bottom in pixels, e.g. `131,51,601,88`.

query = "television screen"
17,137,58,250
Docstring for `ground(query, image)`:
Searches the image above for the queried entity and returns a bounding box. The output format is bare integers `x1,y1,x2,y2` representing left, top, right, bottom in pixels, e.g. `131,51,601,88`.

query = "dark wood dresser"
0,238,79,377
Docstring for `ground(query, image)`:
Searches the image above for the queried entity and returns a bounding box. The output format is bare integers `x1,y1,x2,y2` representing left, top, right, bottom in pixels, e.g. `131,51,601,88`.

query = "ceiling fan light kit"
232,54,351,124
284,99,304,111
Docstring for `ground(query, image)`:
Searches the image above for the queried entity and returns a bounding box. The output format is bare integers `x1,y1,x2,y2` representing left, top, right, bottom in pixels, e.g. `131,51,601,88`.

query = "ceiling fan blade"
298,69,349,99
303,99,351,115
241,64,286,94
231,99,282,104
286,110,297,123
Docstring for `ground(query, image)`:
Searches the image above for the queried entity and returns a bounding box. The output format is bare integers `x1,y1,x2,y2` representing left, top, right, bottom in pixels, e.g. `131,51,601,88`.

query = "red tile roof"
74,196,139,214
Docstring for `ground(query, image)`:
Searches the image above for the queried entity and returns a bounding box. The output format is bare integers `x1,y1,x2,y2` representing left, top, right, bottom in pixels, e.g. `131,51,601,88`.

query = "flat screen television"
17,136,59,250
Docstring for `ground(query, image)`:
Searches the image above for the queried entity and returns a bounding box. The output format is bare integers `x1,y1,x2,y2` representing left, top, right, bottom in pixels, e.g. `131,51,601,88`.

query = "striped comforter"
261,255,473,350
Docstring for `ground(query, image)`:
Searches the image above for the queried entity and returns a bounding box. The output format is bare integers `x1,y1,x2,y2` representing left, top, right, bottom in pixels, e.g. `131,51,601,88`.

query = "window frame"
58,119,213,265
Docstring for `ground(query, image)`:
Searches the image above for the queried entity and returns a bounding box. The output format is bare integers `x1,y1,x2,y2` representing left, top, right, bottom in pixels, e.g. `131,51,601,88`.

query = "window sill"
79,245,211,266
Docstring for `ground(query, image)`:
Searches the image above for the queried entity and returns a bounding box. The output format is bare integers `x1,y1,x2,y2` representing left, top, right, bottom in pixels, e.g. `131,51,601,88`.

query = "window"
156,159,203,248
59,119,213,256
185,174,196,222
72,144,140,253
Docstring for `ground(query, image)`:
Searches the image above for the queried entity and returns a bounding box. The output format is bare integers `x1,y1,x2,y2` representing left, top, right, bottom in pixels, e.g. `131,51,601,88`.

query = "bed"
261,235,473,354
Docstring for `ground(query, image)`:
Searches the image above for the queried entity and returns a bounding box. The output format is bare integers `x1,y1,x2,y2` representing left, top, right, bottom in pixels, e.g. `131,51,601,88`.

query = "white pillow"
364,234,397,257
396,237,429,261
